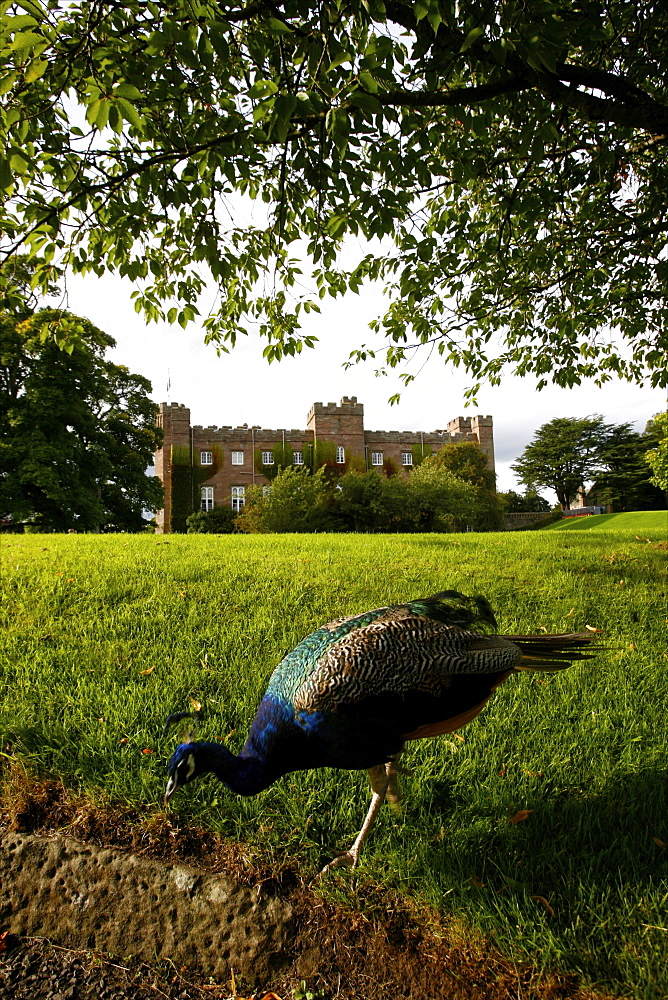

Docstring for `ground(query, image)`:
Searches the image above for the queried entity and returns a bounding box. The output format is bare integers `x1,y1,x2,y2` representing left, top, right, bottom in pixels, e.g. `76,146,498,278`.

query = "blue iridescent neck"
196,742,278,796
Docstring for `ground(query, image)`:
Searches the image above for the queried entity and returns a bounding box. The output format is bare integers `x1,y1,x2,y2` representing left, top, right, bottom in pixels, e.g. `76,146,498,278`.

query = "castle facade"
155,397,494,532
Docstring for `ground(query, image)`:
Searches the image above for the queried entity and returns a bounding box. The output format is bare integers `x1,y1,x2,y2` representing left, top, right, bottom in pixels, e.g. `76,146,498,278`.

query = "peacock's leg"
320,764,389,874
385,754,404,805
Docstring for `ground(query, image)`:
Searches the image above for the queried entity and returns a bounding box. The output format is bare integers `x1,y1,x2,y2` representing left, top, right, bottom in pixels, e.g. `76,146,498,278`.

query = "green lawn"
1,530,666,998
546,510,667,532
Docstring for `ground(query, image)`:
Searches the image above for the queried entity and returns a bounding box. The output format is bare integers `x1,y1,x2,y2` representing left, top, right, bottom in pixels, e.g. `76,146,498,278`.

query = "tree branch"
373,76,530,108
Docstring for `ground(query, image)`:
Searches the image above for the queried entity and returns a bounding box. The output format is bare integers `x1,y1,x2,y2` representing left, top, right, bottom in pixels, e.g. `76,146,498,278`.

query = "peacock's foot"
319,848,359,875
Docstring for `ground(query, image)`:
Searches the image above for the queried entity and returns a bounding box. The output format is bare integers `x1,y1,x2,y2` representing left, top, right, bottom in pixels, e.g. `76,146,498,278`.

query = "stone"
0,833,293,983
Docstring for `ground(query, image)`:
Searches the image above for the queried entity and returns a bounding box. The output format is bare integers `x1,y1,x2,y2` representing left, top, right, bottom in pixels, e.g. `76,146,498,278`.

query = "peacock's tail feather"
506,632,602,671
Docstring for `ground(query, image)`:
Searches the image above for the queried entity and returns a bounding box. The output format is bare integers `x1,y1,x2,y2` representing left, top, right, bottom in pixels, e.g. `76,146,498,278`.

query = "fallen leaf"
179,591,187,597
141,748,154,754
585,625,603,632
497,765,507,777
141,665,157,675
471,875,485,887
189,697,202,712
509,809,534,824
0,931,16,953
532,894,555,917
563,607,575,617
653,837,666,849
119,738,128,745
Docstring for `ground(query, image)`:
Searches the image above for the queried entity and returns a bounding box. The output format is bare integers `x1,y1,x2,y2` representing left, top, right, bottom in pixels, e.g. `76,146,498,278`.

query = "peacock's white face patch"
164,747,198,803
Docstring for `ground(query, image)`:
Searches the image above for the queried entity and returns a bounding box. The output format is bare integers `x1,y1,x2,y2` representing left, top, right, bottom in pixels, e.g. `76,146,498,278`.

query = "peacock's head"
163,706,206,804
164,741,206,803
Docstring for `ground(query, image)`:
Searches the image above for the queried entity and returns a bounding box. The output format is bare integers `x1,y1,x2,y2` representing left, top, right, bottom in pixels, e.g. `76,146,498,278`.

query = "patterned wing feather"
293,610,522,715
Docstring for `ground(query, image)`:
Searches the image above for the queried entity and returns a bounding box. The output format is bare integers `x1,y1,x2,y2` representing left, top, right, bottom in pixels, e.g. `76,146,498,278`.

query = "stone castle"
154,397,494,532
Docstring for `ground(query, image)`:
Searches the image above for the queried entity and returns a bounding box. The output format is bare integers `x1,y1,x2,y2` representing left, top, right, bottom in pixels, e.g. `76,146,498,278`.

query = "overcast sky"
62,269,666,502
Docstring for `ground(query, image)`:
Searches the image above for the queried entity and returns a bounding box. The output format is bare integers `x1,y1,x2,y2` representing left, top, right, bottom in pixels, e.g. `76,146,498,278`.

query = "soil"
0,766,617,1000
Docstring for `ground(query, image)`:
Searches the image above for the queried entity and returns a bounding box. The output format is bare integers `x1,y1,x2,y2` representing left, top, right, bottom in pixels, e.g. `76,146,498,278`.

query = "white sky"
62,270,666,502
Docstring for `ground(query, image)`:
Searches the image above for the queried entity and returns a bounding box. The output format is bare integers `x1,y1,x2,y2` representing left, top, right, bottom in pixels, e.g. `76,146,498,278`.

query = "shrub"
186,506,236,533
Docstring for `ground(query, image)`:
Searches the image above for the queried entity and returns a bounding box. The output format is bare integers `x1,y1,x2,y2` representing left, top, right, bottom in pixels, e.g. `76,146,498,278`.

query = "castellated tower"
307,396,365,454
155,403,191,533
154,399,495,532
447,415,495,472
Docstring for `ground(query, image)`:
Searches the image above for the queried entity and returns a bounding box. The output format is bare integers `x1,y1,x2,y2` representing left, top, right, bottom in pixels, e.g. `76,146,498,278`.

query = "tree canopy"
0,1,666,398
0,308,163,530
511,414,665,510
644,411,668,493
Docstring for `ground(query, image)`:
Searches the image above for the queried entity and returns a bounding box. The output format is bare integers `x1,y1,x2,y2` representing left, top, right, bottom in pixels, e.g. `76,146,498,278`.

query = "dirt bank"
0,768,615,1000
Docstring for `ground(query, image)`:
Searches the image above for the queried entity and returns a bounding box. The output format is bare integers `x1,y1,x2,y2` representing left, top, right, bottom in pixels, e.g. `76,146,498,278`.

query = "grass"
545,510,667,532
1,529,666,998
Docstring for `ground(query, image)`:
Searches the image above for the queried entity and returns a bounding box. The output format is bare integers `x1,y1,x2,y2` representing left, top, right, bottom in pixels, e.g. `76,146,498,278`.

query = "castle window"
232,451,244,465
336,446,345,464
201,486,214,511
371,451,383,466
261,451,274,465
402,452,413,467
231,486,245,512
293,451,304,465
200,450,213,465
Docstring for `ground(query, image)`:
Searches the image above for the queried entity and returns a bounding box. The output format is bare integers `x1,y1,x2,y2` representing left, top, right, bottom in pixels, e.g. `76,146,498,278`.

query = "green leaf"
357,70,378,93
348,90,383,116
85,99,101,126
108,102,122,133
0,155,13,191
10,29,45,49
8,145,30,173
326,106,350,156
116,97,143,130
113,82,143,100
248,79,279,99
0,72,18,95
460,26,485,52
265,17,294,35
95,98,110,130
253,96,275,123
414,1,428,23
272,93,297,142
4,14,37,28
23,57,48,82
11,2,45,19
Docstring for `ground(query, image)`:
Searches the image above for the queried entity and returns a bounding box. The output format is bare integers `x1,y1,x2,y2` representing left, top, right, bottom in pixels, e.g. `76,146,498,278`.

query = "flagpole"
167,369,171,405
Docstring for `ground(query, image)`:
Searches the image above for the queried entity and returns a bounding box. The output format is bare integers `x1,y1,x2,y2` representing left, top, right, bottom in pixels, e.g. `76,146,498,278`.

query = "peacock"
164,590,599,871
